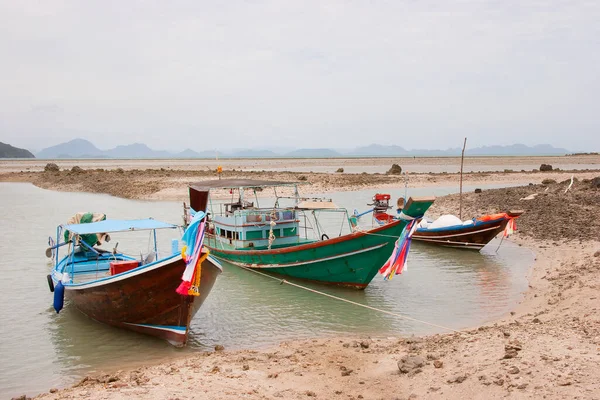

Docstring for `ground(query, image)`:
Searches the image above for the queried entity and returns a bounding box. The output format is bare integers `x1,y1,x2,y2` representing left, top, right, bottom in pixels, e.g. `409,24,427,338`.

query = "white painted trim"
413,237,485,249
414,225,499,240
123,323,187,335
62,255,222,290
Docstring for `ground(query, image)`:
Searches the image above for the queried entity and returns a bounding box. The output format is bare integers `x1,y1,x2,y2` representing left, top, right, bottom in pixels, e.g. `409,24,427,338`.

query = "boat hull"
413,217,510,250
208,220,406,289
60,254,221,346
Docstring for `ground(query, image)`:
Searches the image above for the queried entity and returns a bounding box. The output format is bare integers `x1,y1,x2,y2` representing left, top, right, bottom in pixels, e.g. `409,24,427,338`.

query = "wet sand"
3,161,598,399
1,157,599,202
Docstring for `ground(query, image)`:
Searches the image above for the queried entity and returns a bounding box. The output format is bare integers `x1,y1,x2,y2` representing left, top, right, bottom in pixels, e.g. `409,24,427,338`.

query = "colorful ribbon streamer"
379,219,420,280
503,217,517,237
176,210,207,296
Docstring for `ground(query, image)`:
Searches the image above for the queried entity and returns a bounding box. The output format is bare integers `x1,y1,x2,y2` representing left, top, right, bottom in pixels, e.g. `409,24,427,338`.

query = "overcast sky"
1,0,598,153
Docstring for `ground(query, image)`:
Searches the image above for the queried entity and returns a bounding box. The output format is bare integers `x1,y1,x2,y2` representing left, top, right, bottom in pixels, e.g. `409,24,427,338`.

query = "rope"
267,210,277,250
235,264,461,334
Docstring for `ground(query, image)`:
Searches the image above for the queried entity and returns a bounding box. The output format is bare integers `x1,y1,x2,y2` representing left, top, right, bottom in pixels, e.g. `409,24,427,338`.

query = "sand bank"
2,161,599,202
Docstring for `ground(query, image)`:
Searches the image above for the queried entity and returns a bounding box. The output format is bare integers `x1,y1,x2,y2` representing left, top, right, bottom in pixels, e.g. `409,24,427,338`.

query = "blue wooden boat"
47,217,222,346
367,193,522,250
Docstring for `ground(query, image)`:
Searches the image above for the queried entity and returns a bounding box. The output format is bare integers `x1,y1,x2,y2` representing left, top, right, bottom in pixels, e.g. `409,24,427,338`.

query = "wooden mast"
459,137,467,220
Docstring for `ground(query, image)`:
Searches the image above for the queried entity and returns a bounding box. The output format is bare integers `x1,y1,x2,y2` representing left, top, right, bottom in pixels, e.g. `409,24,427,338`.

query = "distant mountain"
231,149,279,158
37,139,573,159
37,138,103,158
349,144,409,156
174,149,222,158
110,143,171,158
351,143,569,157
38,139,192,159
466,144,569,156
0,142,35,158
285,148,343,157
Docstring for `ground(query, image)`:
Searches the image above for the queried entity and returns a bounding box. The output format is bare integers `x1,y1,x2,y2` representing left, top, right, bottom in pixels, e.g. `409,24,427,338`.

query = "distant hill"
38,139,197,159
37,139,103,158
110,143,171,158
37,139,573,159
349,144,410,156
0,142,35,158
285,148,343,157
466,144,569,156
231,149,279,158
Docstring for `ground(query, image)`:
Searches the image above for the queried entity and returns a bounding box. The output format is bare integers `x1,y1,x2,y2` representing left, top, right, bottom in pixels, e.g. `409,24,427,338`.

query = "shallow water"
0,183,533,397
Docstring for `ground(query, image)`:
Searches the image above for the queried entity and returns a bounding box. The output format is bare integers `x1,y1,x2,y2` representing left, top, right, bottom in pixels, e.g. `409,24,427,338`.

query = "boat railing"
213,208,299,225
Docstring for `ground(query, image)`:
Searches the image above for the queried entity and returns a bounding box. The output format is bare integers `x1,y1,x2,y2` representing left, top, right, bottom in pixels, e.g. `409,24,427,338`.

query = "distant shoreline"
3,153,598,161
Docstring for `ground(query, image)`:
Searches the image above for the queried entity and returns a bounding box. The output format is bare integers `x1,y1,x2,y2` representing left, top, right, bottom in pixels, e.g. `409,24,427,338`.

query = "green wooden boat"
187,179,434,289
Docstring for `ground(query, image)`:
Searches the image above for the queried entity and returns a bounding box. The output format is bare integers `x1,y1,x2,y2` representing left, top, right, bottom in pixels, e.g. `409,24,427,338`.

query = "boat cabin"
188,179,349,251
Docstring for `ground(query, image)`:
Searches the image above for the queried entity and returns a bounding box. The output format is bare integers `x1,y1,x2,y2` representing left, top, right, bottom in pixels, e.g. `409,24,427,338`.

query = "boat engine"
369,193,391,213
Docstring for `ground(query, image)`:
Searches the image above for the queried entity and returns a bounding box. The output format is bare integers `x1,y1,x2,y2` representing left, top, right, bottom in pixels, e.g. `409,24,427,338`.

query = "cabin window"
281,211,294,220
265,212,279,222
246,214,262,223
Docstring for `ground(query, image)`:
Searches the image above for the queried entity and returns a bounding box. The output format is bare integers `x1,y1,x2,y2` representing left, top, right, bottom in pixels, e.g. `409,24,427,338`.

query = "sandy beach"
3,160,598,400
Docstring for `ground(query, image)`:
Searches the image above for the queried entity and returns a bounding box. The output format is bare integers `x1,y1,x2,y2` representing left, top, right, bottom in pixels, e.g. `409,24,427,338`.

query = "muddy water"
0,183,533,398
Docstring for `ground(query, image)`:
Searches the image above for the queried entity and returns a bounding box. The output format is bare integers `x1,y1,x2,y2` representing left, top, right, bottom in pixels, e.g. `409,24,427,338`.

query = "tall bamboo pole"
459,137,467,220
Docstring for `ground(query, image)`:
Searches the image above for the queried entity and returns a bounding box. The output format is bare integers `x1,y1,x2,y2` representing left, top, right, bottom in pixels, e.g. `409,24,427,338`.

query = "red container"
110,260,139,275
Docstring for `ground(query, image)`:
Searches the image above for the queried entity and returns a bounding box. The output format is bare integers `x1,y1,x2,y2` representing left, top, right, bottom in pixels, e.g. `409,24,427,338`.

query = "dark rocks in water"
542,179,556,185
387,164,402,175
44,162,60,172
474,188,482,193
336,167,344,173
539,164,553,171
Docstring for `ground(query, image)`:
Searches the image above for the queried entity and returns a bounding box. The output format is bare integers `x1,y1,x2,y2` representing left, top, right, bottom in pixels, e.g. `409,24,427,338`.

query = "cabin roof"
190,179,306,190
61,218,178,234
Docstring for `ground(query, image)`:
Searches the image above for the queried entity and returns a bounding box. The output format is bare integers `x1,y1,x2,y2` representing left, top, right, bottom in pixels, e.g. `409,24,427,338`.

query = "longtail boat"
47,215,221,346
186,179,434,289
365,193,523,251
